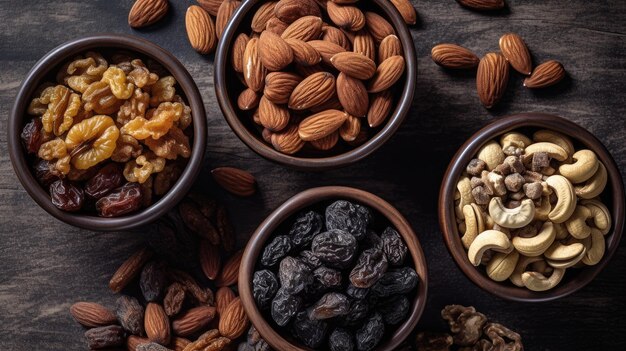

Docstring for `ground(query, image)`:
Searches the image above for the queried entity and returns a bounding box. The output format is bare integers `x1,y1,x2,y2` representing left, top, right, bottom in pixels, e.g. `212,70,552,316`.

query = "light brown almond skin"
524,60,565,88
476,52,510,108
331,52,376,80
456,0,505,11
259,96,290,131
281,16,323,41
218,298,249,340
308,40,346,65
243,38,266,92
364,11,395,43
237,88,259,110
310,131,339,150
197,0,223,16
339,114,361,142
390,0,417,25
298,109,348,141
199,239,221,280
215,286,237,316
259,31,294,71
327,1,365,31
128,0,169,28
286,38,322,66
231,33,249,73
336,72,368,117
251,1,278,32
289,72,336,110
368,89,393,127
378,35,403,63
216,250,243,287
271,124,305,154
368,55,405,93
274,0,322,24
431,43,480,69
352,29,376,62
109,247,153,293
322,26,351,50
70,302,117,328
185,5,217,55
216,0,241,39
211,167,256,197
499,33,532,75
264,72,303,104
172,306,216,336
309,95,344,113
145,303,170,345
265,17,289,35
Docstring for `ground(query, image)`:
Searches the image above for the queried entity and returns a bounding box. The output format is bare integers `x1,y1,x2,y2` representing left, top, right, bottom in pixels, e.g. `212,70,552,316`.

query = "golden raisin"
82,81,124,115
144,126,191,160
65,115,120,170
101,66,134,100
117,88,150,126
120,102,183,140
111,134,143,163
149,76,176,107
123,152,166,183
40,85,81,136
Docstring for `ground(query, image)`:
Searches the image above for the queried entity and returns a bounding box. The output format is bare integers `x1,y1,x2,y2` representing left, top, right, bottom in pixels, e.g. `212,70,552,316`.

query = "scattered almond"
199,240,221,280
298,109,348,141
197,0,224,16
185,5,218,55
216,0,241,39
128,0,169,28
127,335,150,351
218,298,249,340
456,0,505,11
499,33,532,75
524,60,565,88
145,302,170,345
327,1,366,31
390,0,417,25
109,247,153,293
216,250,243,287
216,287,237,316
172,306,216,336
211,167,256,197
70,302,117,328
431,43,480,69
476,52,510,108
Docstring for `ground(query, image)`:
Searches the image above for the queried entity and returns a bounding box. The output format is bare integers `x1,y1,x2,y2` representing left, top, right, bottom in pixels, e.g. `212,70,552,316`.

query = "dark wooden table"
1,0,624,349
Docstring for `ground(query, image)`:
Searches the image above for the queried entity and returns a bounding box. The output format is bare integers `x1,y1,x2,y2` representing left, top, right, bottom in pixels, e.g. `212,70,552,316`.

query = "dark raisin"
116,295,144,335
345,283,369,300
371,267,419,298
140,261,167,302
362,230,383,250
299,250,322,269
148,216,199,270
311,229,357,268
349,248,388,288
271,287,302,326
340,299,369,326
84,163,123,199
21,118,43,154
34,159,61,188
137,342,173,351
216,205,236,253
308,292,350,320
355,313,385,351
329,328,355,351
325,200,370,240
313,266,342,289
381,227,408,266
179,199,220,245
84,325,125,349
377,295,410,325
50,179,84,212
95,182,143,217
289,210,323,247
291,310,329,349
261,235,293,267
253,269,279,310
278,256,312,294
163,282,185,317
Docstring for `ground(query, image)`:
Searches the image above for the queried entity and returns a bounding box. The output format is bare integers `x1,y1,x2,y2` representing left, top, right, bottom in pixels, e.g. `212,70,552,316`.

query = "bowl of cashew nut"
439,113,624,301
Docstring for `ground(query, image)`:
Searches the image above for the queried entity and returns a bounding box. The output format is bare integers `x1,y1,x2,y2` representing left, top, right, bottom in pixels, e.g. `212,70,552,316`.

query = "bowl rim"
7,33,207,231
214,0,417,170
238,186,428,351
438,113,625,302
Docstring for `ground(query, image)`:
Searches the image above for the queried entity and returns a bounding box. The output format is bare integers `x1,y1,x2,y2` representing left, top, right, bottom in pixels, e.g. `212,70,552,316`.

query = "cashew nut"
510,255,543,287
524,142,568,162
554,222,569,240
565,205,592,239
472,204,486,232
581,199,611,235
581,228,606,266
543,241,586,261
533,196,551,221
530,260,554,276
477,141,505,171
500,132,532,150
461,205,479,249
545,175,576,223
559,149,599,184
467,230,513,266
486,250,520,281
521,268,565,291
488,197,535,229
532,129,575,159
512,221,556,257
575,162,607,199
456,177,473,220
546,246,586,269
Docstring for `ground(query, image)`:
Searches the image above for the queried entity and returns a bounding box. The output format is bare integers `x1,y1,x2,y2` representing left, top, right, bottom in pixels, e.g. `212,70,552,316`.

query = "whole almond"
127,335,150,351
145,303,170,345
185,5,217,55
390,0,417,25
259,96,290,131
266,17,289,35
251,1,277,32
264,72,303,104
368,89,393,128
281,16,323,41
352,29,376,62
431,43,480,69
243,38,266,92
259,31,294,71
199,240,221,280
330,52,376,80
336,72,368,117
308,40,346,65
211,167,256,197
231,33,250,73
197,0,223,16
322,26,351,50
339,114,361,142
476,52,510,108
364,12,395,43
310,131,339,150
378,35,402,63
128,0,169,28
286,38,322,66
368,55,405,93
274,0,321,23
237,88,260,111
216,251,243,287
298,109,348,141
271,124,305,154
499,33,532,75
327,1,366,31
70,302,117,328
456,0,505,11
218,297,250,339
523,60,565,88
172,306,216,336
109,247,153,293
215,287,237,316
216,0,241,39
288,72,336,110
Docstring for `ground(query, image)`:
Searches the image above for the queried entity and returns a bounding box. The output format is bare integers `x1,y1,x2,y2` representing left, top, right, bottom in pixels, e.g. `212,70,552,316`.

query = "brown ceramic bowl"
7,34,206,231
239,186,428,351
214,0,417,170
439,113,624,302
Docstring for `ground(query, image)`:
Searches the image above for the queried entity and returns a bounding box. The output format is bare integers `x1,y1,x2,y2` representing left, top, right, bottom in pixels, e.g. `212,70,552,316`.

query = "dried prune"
163,282,185,317
84,325,125,349
261,235,293,267
371,267,419,298
84,163,123,199
311,229,357,268
381,227,408,266
140,261,167,302
278,256,312,294
340,299,369,326
299,250,322,269
355,313,385,351
95,182,143,217
308,292,350,320
253,269,279,310
289,210,323,247
34,159,61,188
345,283,369,300
291,310,329,349
329,328,355,351
178,199,219,245
116,295,144,335
349,248,388,288
325,200,370,240
271,288,302,326
21,118,43,154
313,266,342,289
50,179,84,212
377,295,409,325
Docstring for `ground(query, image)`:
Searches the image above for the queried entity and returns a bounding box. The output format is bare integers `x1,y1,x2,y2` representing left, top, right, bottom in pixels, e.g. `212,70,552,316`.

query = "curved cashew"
477,141,505,171
581,199,611,235
500,132,532,150
472,203,486,231
575,162,607,199
543,241,586,261
554,222,569,240
530,259,553,276
545,175,576,223
485,214,495,230
461,205,479,249
467,230,513,266
581,228,606,266
486,250,520,281
532,129,575,160
456,177,472,220
533,196,551,221
510,255,543,287
522,268,565,291
565,205,592,239
559,149,599,184
547,246,586,269
512,221,556,257
488,198,535,229
524,142,568,162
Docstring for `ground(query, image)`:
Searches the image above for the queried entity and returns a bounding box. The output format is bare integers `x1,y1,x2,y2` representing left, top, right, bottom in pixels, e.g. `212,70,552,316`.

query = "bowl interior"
439,113,624,302
8,35,206,231
239,186,428,351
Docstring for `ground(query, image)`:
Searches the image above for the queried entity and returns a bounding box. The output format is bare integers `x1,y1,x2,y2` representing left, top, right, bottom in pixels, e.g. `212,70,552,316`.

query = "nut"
559,149,599,184
488,198,535,229
476,52,509,109
129,0,169,28
431,44,480,69
564,205,593,239
476,141,505,171
521,268,565,291
574,162,607,199
218,297,250,339
499,33,532,75
486,250,519,281
511,221,556,257
545,175,577,223
523,60,566,88
467,230,513,266
581,199,612,235
581,228,606,265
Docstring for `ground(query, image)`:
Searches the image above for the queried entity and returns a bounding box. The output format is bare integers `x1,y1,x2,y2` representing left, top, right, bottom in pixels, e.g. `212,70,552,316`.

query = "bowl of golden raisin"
8,34,206,231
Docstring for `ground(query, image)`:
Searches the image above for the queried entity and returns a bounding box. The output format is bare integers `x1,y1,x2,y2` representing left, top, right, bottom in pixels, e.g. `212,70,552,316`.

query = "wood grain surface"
0,0,625,349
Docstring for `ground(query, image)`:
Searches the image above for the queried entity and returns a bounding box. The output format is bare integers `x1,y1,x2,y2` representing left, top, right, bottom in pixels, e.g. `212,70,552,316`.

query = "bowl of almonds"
439,113,624,301
8,34,207,231
214,0,417,169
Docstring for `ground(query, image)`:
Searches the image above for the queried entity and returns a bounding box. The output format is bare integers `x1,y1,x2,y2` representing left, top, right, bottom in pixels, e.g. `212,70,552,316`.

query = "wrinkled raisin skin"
253,269,279,310
311,229,357,268
50,179,84,212
289,210,323,247
325,200,370,240
349,248,388,289
377,295,410,325
116,295,144,335
371,267,419,298
291,310,329,349
95,182,143,217
271,287,302,327
140,261,167,302
261,235,293,267
84,163,123,199
329,328,355,351
381,227,408,266
21,118,44,154
278,256,312,295
308,292,350,320
355,313,385,351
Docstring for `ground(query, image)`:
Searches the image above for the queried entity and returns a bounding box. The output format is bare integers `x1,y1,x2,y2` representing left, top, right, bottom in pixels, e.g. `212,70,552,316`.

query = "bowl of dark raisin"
8,34,206,231
239,186,428,351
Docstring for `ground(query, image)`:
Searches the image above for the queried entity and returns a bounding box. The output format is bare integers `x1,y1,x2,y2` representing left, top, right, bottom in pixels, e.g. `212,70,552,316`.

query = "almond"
259,30,294,71
308,40,346,65
243,38,266,92
172,306,216,336
197,0,223,16
339,114,361,142
211,167,256,197
327,1,365,31
237,88,259,110
231,33,250,73
378,35,403,63
431,43,480,69
185,5,217,55
330,52,376,80
456,0,505,11
310,131,339,150
367,55,405,93
109,247,153,293
251,1,278,32
499,33,532,75
390,0,417,25
309,95,343,113
262,128,274,143
70,302,117,328
264,72,303,104
364,12,395,43
298,109,348,141
271,124,305,154
216,0,241,39
145,303,170,345
128,0,169,28
274,0,321,24
216,250,243,287
336,72,368,117
199,239,221,280
352,29,376,62
215,287,237,316
288,72,336,110
218,298,250,340
286,38,322,66
126,335,150,351
266,17,289,35
523,60,565,88
476,52,510,108
367,89,393,128
281,15,323,41
171,337,192,351
259,96,290,131
321,26,351,50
